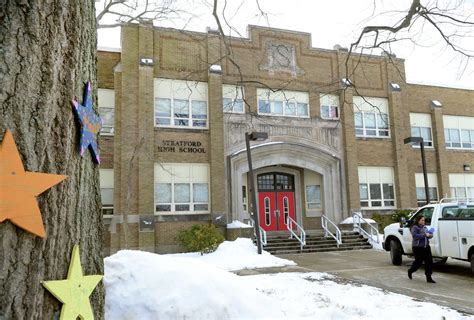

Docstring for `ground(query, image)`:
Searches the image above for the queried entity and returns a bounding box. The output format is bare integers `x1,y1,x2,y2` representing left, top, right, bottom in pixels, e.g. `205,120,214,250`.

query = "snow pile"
104,250,285,320
340,216,376,224
226,220,253,229
172,238,296,271
104,239,471,320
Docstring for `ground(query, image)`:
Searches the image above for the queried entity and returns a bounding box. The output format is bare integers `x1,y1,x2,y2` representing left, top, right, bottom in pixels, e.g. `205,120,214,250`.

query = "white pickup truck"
383,199,474,273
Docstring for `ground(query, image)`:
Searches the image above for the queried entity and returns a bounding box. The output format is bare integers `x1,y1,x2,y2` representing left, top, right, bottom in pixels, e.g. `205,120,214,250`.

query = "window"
415,173,439,207
442,206,474,219
412,207,434,225
154,79,208,128
410,113,433,147
449,173,474,199
444,115,474,150
99,169,114,216
353,96,390,138
223,85,244,113
98,89,115,135
358,167,395,208
304,170,322,210
257,89,309,118
154,163,209,213
320,94,339,120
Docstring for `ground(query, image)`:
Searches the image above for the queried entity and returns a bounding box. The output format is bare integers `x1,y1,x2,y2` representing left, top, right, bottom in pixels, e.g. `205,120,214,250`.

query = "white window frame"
353,96,390,138
449,173,474,199
99,169,114,216
98,89,115,136
410,113,433,148
304,169,323,210
358,167,396,209
415,173,439,206
320,94,339,120
257,88,309,118
223,85,245,114
444,115,474,150
154,78,209,129
154,163,210,214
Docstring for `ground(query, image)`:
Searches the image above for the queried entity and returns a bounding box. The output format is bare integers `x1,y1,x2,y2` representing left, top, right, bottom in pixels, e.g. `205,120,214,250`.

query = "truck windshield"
442,206,474,219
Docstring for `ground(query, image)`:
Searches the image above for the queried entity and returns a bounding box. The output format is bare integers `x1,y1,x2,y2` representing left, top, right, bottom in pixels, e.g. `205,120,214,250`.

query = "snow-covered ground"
104,238,473,320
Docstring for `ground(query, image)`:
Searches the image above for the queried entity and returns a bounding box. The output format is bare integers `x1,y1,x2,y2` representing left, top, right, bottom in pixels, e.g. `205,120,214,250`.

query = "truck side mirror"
399,217,406,228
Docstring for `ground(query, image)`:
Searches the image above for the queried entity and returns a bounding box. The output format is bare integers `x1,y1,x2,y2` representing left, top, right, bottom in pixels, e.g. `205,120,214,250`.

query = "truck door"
402,207,435,254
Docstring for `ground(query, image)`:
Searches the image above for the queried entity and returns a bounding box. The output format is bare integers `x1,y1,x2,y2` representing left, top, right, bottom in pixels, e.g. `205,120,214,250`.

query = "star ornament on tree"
42,245,103,320
0,129,67,237
72,81,102,164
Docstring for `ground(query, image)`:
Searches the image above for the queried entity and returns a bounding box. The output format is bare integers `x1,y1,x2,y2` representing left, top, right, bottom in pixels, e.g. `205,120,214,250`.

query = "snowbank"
340,216,376,224
171,238,296,271
226,220,253,229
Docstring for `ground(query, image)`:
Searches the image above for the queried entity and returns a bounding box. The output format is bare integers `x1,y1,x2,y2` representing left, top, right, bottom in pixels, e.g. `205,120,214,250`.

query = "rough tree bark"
0,1,104,319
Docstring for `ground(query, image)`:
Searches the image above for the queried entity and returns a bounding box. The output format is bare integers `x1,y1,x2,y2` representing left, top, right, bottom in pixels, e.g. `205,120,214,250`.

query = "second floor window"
223,85,244,113
320,94,339,120
410,113,433,147
98,89,115,135
444,115,474,150
154,78,208,129
353,96,390,138
257,89,309,118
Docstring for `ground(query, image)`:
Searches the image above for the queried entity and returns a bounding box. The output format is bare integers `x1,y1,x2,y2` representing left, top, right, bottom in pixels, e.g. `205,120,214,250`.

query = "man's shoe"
426,276,436,283
408,270,412,280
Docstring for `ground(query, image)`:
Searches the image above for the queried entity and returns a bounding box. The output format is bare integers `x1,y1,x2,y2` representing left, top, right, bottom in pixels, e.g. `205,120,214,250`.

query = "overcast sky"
97,0,474,89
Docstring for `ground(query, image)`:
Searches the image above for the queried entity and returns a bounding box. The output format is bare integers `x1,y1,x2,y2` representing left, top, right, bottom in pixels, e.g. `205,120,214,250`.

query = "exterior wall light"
209,64,222,75
431,100,443,108
464,164,471,172
139,57,154,66
389,83,401,92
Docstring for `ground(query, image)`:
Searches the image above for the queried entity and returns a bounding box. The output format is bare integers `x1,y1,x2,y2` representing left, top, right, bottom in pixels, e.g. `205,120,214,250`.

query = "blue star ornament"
72,81,102,164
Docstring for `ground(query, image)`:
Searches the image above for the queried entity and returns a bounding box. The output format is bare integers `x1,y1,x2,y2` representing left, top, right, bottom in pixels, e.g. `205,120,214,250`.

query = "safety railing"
352,212,380,244
321,214,342,247
286,216,306,251
249,218,267,246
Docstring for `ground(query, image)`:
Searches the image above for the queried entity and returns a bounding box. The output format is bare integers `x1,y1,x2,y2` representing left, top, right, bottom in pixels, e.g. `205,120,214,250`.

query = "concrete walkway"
235,249,474,316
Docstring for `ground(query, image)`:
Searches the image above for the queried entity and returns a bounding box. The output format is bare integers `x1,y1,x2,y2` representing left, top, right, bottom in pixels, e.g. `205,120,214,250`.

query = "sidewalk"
235,249,474,316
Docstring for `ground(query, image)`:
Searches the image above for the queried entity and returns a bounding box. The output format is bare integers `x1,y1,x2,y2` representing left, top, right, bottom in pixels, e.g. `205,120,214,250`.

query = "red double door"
257,173,296,231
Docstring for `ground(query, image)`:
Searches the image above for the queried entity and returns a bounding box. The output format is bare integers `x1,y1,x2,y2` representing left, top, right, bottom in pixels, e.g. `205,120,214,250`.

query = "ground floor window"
154,163,209,214
448,173,474,200
415,173,438,206
358,167,395,209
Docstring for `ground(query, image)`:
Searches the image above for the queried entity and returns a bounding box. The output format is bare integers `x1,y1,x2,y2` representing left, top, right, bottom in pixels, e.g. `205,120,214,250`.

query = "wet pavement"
234,249,474,316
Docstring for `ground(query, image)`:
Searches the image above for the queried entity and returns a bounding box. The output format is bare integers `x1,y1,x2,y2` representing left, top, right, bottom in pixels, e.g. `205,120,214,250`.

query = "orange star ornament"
0,129,67,237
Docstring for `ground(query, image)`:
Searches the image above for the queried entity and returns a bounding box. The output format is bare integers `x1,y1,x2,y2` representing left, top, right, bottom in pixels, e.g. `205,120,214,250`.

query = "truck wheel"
471,255,474,274
390,239,402,266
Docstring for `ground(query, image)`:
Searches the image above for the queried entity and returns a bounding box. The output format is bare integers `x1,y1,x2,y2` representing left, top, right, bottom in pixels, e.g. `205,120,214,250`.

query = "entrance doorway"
257,172,296,231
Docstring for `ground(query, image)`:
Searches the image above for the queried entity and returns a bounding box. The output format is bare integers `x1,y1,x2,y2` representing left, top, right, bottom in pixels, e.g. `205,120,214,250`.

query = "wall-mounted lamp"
341,78,352,88
464,164,471,172
209,64,222,75
431,100,442,108
389,82,401,92
140,57,154,66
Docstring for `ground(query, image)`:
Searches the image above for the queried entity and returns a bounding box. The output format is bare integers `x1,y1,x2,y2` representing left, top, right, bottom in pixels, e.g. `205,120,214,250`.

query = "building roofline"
407,80,474,91
98,46,121,53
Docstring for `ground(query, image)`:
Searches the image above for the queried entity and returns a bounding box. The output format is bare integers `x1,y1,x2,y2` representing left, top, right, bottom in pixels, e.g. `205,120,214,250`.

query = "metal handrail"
321,215,342,247
249,218,267,246
352,212,380,244
286,216,306,251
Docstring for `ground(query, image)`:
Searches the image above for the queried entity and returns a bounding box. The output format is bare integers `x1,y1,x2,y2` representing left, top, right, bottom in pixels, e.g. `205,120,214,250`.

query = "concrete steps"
260,231,372,255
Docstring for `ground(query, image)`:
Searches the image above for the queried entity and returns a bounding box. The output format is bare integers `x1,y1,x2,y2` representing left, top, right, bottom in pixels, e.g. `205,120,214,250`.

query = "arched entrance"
257,172,296,231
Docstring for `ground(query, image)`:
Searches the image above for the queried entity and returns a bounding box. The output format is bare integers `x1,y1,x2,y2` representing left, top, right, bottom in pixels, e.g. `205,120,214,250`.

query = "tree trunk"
0,1,104,319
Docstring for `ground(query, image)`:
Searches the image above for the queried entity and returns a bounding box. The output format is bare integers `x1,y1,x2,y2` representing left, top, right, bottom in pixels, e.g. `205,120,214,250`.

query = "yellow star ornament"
42,245,103,320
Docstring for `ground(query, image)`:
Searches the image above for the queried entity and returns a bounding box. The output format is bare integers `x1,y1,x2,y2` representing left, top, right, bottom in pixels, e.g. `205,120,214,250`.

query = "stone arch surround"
228,141,346,227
